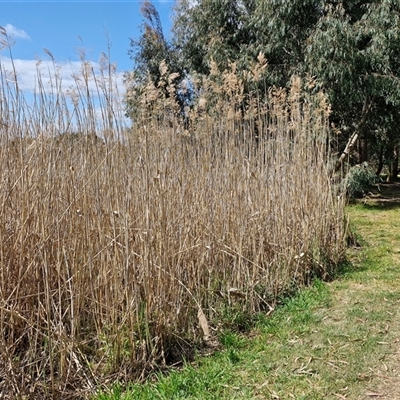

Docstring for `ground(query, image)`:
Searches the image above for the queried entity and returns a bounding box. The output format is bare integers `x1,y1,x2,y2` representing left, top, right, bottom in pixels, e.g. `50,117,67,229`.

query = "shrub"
344,162,380,199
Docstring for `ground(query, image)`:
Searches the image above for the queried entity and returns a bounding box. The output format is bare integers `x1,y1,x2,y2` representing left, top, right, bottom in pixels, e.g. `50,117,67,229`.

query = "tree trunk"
358,137,368,163
388,145,399,182
334,131,358,171
334,96,372,172
375,144,384,176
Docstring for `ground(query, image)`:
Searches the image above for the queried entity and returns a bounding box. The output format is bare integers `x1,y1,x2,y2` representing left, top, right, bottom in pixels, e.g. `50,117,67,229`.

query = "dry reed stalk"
0,40,345,398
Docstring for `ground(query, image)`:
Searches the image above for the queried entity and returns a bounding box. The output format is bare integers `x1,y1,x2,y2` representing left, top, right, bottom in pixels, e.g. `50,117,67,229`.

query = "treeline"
127,0,400,178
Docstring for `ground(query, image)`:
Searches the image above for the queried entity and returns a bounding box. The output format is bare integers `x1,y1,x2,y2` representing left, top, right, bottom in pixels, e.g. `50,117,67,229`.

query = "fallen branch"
335,131,359,171
334,96,372,172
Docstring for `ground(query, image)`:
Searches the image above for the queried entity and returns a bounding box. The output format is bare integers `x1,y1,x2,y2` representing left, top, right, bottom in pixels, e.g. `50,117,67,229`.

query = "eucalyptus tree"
128,0,173,86
247,0,323,86
126,0,186,125
305,0,400,175
172,0,257,75
129,0,400,174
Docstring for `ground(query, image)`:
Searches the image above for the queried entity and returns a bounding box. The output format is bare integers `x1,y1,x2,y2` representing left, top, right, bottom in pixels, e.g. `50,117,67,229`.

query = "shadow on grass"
334,256,364,276
361,201,400,211
351,182,400,211
350,195,400,212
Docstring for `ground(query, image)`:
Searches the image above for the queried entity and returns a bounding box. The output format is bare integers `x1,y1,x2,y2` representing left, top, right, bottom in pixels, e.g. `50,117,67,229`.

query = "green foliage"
128,1,172,84
218,330,246,349
344,162,380,198
130,1,400,135
249,0,321,86
172,0,257,76
171,1,400,170
304,1,400,173
126,1,184,121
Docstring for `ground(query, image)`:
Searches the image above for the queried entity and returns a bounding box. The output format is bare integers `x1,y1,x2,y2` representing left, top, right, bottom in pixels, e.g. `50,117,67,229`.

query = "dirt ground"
355,182,400,399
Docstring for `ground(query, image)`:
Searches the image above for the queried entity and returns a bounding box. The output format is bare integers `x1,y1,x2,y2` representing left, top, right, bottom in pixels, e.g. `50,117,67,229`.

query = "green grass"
95,197,400,399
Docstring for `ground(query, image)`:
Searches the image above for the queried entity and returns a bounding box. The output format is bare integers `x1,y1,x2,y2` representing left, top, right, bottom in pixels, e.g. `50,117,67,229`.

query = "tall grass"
0,38,345,398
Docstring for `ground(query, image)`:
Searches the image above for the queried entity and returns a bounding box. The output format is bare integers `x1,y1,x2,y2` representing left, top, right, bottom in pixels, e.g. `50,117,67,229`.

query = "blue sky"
1,1,175,94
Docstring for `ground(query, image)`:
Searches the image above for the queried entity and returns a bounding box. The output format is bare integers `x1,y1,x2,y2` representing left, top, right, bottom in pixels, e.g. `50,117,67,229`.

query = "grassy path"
97,190,400,400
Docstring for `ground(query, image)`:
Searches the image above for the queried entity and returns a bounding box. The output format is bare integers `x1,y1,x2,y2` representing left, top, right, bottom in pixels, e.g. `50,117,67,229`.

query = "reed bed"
0,46,345,398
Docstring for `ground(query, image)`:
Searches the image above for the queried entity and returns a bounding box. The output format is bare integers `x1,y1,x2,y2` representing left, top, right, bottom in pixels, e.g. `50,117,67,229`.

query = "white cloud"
0,55,129,130
2,24,30,40
0,55,125,96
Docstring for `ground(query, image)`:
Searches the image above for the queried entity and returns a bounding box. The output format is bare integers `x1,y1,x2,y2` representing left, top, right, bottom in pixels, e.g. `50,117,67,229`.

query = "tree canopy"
128,0,400,176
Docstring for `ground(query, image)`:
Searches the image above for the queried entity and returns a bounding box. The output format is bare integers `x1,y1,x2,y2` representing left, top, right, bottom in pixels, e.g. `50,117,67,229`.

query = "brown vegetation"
0,52,345,398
